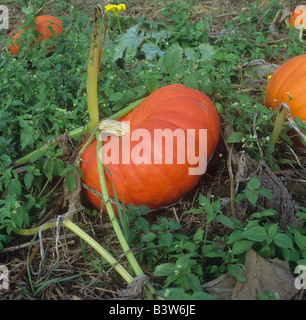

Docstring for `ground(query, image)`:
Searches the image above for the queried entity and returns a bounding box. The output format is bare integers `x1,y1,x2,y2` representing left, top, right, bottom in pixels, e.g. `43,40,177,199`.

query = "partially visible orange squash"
264,55,306,148
8,15,63,56
80,84,220,212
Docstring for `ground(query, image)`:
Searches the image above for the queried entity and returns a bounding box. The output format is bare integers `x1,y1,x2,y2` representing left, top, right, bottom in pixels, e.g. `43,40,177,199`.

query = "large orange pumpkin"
8,15,63,56
264,54,306,121
80,84,220,211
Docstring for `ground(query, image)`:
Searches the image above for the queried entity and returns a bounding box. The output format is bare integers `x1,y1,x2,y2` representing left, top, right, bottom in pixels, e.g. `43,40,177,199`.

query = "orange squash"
264,55,306,120
264,55,306,148
80,84,220,211
8,15,63,56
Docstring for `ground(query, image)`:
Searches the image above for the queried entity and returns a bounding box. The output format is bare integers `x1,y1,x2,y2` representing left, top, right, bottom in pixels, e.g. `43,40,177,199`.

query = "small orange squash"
264,55,306,148
8,15,63,56
264,54,306,120
80,84,220,211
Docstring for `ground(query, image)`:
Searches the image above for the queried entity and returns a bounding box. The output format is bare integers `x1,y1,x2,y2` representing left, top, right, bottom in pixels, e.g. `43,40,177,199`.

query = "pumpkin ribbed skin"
80,84,220,211
8,15,63,56
264,55,306,120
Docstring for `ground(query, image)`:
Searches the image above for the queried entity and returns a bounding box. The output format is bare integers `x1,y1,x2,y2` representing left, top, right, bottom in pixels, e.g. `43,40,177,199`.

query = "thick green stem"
87,7,101,131
16,218,133,284
95,131,144,276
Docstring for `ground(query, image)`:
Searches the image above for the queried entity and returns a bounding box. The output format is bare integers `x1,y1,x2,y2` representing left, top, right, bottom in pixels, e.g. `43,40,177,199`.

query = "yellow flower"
268,75,272,80
105,3,126,14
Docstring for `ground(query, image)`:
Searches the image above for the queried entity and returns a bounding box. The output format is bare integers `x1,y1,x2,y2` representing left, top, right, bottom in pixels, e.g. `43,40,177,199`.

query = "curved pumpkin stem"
16,217,134,284
86,6,102,131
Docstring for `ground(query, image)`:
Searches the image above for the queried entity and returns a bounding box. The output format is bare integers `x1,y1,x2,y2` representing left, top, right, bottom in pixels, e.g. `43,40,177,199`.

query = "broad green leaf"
24,172,34,189
198,43,215,61
66,173,77,194
242,226,267,242
226,131,243,143
232,240,254,255
216,215,236,229
273,233,293,249
186,273,202,293
247,176,260,191
294,230,306,250
228,264,246,282
141,42,164,60
245,189,259,206
114,24,144,60
153,263,176,276
9,179,22,198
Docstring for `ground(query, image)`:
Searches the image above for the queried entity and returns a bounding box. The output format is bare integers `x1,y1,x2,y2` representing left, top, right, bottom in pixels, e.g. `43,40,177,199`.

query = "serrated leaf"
141,232,156,242
159,231,173,246
193,228,203,242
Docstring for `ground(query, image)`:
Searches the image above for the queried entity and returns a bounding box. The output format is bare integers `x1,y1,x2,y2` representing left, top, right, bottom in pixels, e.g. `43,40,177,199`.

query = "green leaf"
141,42,164,60
216,215,236,229
153,263,176,276
141,232,156,242
9,179,22,198
226,132,243,143
21,127,34,150
247,176,260,191
267,223,278,238
193,228,203,242
228,264,246,282
66,173,76,194
198,43,215,61
294,230,306,250
186,273,202,293
241,226,267,242
24,172,34,189
259,188,274,199
273,233,293,249
109,92,124,102
114,24,144,60
245,189,259,206
44,158,54,180
232,240,254,255
159,231,173,246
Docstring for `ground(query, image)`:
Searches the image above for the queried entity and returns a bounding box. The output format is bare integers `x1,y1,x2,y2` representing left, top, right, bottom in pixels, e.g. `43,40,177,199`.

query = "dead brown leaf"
203,249,301,300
